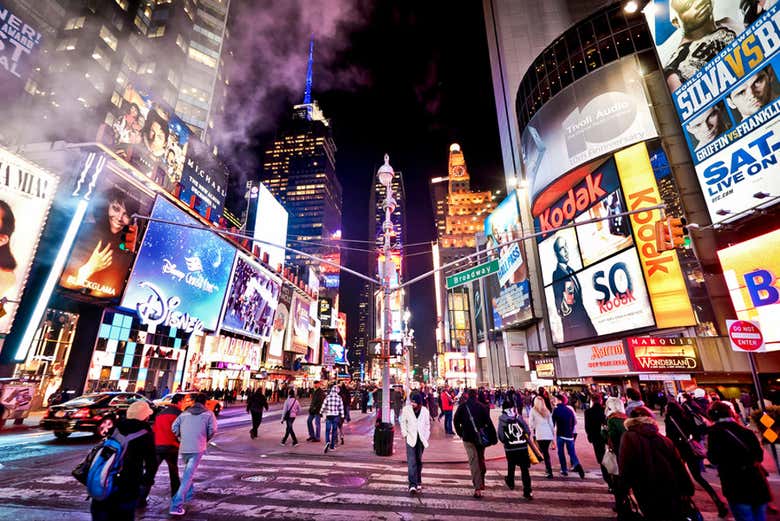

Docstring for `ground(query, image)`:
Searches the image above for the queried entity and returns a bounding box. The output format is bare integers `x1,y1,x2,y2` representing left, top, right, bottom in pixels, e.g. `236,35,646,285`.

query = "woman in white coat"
529,395,555,478
399,392,431,494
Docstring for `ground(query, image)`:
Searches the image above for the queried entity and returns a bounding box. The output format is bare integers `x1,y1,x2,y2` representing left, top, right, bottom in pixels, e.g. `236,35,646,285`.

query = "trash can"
374,422,394,456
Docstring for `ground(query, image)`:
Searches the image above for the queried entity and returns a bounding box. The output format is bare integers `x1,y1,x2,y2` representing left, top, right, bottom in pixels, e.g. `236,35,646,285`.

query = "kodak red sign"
614,143,695,329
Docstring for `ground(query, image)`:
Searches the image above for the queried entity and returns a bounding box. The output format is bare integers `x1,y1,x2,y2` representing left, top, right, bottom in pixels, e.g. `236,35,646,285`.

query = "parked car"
153,391,223,417
40,392,155,440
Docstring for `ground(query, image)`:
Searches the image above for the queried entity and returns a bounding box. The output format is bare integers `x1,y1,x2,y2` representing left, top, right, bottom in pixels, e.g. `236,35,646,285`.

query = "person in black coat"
91,401,156,521
706,401,771,520
454,389,497,498
246,388,269,439
665,401,728,517
584,393,609,486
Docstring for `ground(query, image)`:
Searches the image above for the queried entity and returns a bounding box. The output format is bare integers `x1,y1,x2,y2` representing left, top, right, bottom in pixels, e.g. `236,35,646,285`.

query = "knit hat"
127,400,153,421
605,396,625,417
411,393,423,406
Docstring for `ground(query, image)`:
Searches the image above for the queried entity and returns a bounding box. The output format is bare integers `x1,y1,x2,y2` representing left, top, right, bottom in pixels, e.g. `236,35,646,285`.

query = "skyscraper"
5,0,231,146
260,41,342,280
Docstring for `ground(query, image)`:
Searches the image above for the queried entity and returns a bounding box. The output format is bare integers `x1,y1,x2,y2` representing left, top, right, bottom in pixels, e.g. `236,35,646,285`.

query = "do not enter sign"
727,320,766,353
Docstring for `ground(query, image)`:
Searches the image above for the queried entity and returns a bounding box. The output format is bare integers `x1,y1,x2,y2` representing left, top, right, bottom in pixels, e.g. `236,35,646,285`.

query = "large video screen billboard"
0,5,43,94
535,157,655,344
718,228,780,351
647,1,780,223
221,254,281,340
521,55,658,205
268,282,293,358
484,191,532,328
99,84,227,224
120,197,236,332
251,183,287,270
0,148,58,334
59,169,154,300
289,292,310,354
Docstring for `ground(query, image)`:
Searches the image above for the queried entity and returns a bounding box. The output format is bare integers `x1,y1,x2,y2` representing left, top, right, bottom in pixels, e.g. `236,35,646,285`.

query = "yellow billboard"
718,229,780,351
614,143,695,328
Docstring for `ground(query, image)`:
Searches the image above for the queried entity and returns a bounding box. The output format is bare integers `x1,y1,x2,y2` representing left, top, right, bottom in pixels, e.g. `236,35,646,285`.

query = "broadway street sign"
446,259,499,289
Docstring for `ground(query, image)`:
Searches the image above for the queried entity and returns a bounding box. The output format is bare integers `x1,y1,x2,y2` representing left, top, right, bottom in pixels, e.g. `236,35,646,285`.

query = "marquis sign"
623,336,702,373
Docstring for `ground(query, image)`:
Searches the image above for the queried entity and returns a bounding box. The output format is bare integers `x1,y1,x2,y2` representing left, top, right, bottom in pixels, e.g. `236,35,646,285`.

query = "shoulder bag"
668,416,707,459
602,446,620,475
466,404,492,447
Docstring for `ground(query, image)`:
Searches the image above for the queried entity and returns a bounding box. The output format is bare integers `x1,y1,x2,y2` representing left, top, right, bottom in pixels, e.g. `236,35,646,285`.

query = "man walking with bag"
307,381,326,442
170,393,217,517
399,392,431,495
454,389,497,498
246,388,269,440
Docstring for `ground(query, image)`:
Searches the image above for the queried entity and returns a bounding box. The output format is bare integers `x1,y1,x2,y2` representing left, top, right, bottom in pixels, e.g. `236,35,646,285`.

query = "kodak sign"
614,143,695,328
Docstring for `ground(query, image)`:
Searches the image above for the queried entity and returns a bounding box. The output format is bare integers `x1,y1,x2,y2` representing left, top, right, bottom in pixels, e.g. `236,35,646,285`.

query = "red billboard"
623,336,702,373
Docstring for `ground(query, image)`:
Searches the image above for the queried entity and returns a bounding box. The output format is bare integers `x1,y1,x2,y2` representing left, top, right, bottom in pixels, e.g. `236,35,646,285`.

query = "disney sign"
135,281,204,335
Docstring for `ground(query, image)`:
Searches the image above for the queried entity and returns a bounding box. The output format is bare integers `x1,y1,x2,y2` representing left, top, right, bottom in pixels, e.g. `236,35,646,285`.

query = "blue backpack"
85,429,146,500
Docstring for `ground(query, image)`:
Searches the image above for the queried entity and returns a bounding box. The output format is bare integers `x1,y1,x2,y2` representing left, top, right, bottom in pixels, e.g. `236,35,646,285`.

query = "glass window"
632,27,652,51
549,71,561,96
114,0,129,10
610,8,628,33
188,47,217,68
553,38,567,63
65,16,86,30
558,59,572,86
615,30,634,56
56,38,78,51
99,25,118,51
594,13,611,41
578,20,596,48
571,55,587,80
565,30,580,57
585,46,602,71
599,38,617,63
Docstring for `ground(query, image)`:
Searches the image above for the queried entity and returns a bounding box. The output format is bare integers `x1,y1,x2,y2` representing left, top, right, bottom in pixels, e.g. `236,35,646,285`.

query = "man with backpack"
89,400,155,520
170,393,217,516
497,399,534,499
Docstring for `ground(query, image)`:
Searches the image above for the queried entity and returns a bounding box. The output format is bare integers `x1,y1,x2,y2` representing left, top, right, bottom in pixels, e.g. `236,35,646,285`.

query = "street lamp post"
377,154,396,428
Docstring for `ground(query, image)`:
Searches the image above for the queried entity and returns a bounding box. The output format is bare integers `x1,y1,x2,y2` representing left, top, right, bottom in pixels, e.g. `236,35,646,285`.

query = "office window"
99,25,118,51
64,16,86,30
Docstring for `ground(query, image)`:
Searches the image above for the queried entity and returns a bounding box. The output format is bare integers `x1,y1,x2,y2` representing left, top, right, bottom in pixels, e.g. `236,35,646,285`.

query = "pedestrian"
707,401,771,521
246,388,269,439
665,401,729,517
584,393,609,486
361,387,369,414
170,393,217,517
399,392,431,495
340,383,352,423
367,387,374,412
90,401,155,521
322,385,345,453
604,396,629,515
143,394,182,505
624,387,644,417
529,395,555,479
552,394,585,478
391,386,403,424
441,386,455,434
307,381,326,442
280,389,300,446
497,399,533,499
454,389,497,498
619,406,695,521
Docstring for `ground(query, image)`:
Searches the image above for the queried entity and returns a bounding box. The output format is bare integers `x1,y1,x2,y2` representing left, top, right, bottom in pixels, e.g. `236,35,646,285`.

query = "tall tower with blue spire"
294,37,327,124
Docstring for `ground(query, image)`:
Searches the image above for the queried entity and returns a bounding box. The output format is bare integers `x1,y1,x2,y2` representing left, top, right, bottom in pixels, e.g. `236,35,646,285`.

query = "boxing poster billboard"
647,1,780,223
520,55,658,205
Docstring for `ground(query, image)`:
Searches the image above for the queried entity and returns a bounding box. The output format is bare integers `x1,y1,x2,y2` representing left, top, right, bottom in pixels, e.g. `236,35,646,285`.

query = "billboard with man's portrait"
646,0,780,223
0,147,58,334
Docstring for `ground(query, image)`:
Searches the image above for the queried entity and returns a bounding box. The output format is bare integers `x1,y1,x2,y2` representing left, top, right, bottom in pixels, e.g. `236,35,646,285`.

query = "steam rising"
213,0,373,177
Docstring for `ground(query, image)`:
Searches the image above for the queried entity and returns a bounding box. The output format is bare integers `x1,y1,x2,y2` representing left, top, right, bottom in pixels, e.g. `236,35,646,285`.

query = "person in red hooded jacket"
143,393,182,503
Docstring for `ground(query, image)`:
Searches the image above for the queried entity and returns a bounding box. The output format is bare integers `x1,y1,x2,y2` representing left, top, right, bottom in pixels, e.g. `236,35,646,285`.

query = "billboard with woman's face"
0,147,58,334
59,170,154,300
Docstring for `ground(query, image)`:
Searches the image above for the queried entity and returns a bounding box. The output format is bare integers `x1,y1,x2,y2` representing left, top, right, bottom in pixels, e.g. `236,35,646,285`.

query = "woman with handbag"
280,389,300,446
529,395,555,479
706,401,771,521
666,401,729,517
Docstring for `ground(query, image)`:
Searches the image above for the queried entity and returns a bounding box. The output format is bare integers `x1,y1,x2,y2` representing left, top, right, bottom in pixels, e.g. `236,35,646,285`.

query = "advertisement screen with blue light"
329,343,347,365
121,197,236,332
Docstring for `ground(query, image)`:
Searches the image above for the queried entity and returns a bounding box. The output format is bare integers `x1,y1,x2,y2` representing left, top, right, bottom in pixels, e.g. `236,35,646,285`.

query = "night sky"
222,2,504,365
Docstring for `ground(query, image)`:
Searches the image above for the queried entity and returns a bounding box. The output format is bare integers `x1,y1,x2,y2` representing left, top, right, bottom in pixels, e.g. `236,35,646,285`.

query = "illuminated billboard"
99,84,227,223
0,148,58,334
623,336,703,373
573,341,633,377
0,5,43,90
221,254,281,340
120,197,236,332
252,183,287,270
647,1,780,223
521,56,658,204
718,228,780,350
59,169,154,300
289,292,311,354
269,282,293,358
484,191,532,327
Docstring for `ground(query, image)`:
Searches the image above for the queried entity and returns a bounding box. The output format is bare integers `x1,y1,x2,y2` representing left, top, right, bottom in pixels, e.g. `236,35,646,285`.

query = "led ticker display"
120,197,236,332
221,254,281,340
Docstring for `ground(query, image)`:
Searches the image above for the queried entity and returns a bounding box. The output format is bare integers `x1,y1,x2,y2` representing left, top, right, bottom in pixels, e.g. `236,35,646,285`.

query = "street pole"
377,154,396,427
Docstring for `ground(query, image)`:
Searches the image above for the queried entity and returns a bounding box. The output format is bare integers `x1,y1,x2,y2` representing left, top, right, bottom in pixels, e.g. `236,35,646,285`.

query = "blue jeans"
406,438,424,488
307,412,321,440
729,502,767,521
325,415,340,448
171,452,203,511
556,436,580,472
443,410,453,434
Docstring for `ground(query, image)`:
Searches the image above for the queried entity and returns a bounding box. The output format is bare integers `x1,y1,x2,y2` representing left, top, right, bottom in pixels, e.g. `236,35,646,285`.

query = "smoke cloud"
213,0,373,177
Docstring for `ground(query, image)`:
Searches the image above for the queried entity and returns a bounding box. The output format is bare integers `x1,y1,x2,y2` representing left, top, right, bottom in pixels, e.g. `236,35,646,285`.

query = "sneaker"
292,441,298,447
473,489,483,499
574,464,585,479
416,485,422,492
560,470,568,477
504,476,515,490
409,486,417,495
340,436,344,445
324,445,329,454
169,506,186,516
306,437,313,442
523,491,534,500
280,441,286,446
330,444,337,451
545,472,553,479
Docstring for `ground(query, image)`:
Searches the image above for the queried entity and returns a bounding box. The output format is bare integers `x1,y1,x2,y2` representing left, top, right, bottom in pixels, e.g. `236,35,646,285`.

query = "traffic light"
669,217,686,248
655,218,672,252
118,224,138,253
